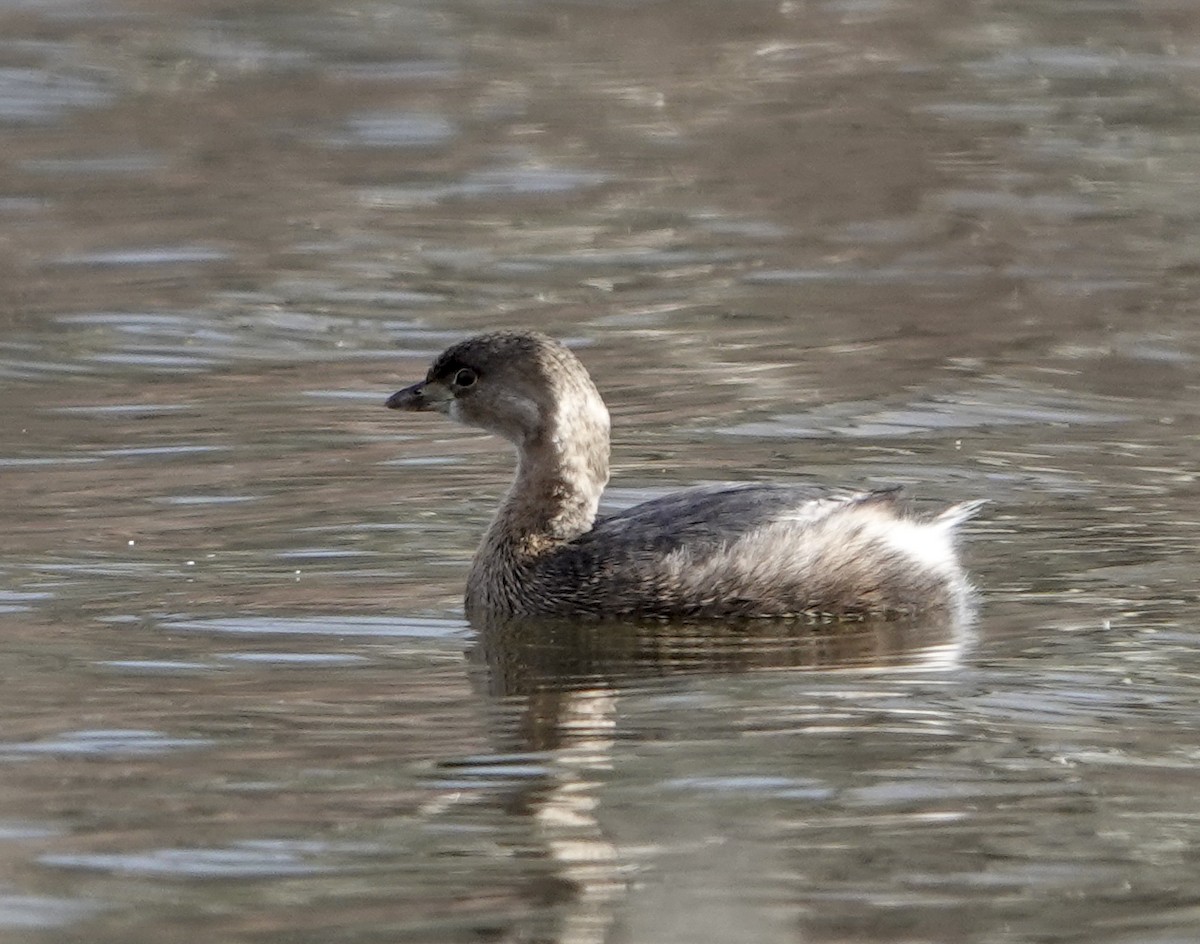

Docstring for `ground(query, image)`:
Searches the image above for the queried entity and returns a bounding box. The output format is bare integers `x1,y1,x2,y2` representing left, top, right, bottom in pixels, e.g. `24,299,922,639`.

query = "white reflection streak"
536,687,625,944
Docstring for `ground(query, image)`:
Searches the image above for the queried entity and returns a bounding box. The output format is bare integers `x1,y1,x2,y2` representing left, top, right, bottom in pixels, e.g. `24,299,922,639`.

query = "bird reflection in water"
420,611,969,943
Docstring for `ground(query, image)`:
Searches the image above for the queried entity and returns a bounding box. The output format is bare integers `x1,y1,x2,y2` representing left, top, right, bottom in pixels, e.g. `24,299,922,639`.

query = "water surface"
2,0,1200,941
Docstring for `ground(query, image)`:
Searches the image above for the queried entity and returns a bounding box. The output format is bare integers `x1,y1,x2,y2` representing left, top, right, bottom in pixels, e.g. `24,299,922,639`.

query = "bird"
386,331,982,623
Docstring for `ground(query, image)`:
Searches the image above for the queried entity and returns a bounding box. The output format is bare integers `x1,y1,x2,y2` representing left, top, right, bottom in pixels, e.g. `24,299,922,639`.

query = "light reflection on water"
0,0,1199,941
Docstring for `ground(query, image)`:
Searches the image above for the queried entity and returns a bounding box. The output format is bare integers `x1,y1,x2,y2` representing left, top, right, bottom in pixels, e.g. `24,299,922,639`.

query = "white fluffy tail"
934,498,988,530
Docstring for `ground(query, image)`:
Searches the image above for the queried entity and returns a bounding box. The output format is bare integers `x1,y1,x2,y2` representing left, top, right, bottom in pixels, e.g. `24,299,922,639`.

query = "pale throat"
491,395,610,549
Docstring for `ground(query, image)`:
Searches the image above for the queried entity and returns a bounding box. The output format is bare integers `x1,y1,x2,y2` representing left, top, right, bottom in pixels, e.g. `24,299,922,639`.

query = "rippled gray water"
2,1,1200,941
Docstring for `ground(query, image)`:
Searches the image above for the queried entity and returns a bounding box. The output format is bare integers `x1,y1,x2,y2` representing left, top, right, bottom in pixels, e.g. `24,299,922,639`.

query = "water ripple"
329,111,456,148
40,844,345,879
162,615,468,638
0,66,115,124
718,383,1131,439
0,729,212,758
0,893,104,929
52,246,230,267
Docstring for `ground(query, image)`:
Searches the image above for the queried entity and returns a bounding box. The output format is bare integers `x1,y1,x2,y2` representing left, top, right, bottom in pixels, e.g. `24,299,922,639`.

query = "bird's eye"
453,368,477,388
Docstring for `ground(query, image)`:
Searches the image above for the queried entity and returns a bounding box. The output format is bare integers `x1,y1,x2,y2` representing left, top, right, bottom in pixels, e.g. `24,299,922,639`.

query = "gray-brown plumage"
386,331,983,623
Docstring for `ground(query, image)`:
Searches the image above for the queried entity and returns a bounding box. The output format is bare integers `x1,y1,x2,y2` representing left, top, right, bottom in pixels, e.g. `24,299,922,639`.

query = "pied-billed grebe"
386,331,983,622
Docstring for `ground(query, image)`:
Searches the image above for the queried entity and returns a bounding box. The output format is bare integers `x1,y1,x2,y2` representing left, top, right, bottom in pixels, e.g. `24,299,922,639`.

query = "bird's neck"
480,390,611,562
491,432,609,554
463,377,610,619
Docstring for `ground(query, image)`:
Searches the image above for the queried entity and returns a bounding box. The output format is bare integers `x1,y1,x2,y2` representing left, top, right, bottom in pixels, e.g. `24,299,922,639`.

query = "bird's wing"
572,483,897,558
